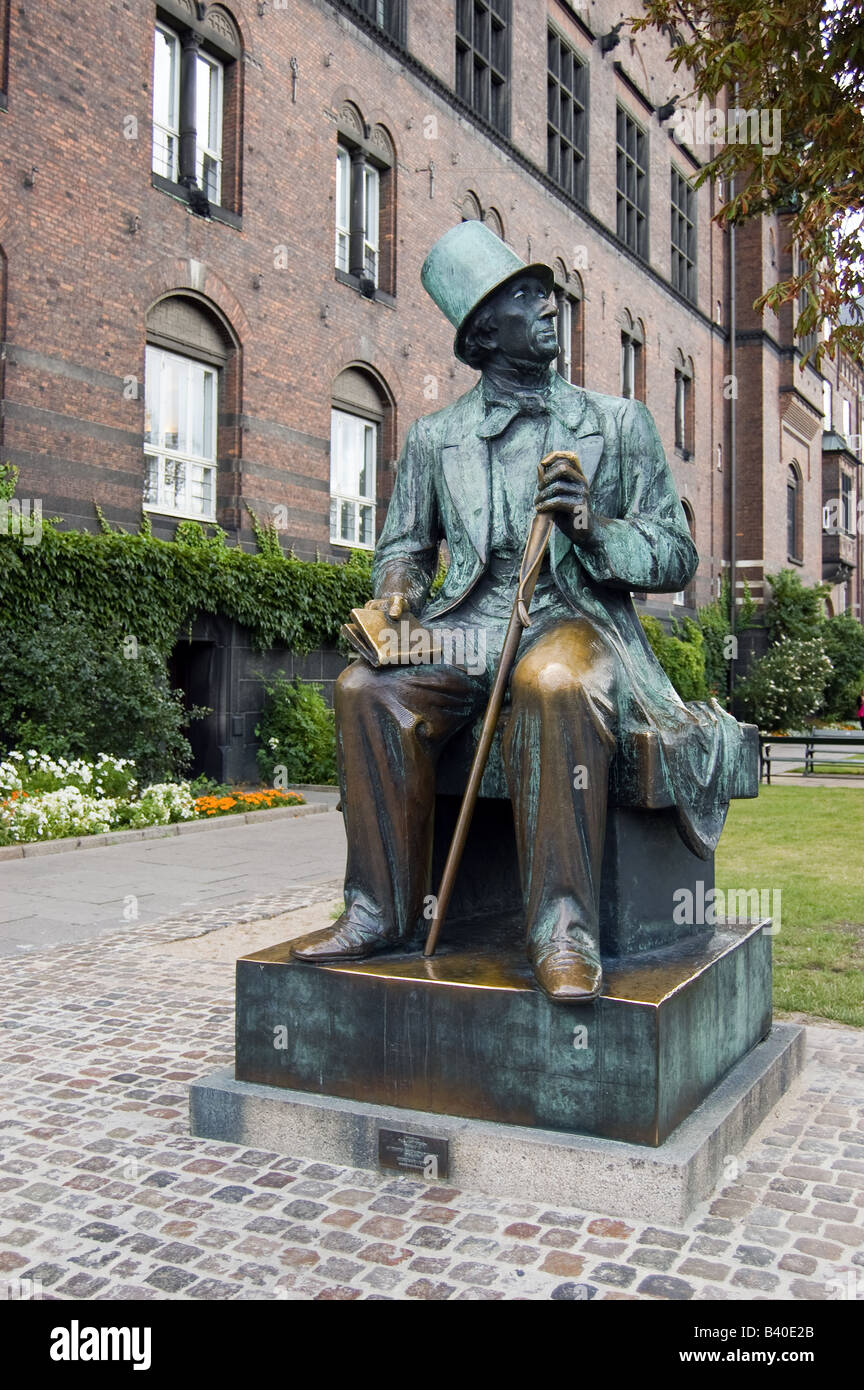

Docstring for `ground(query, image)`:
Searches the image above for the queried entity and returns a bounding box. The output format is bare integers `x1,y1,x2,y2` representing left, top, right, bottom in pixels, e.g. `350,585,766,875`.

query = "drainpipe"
728,86,738,704
178,30,202,190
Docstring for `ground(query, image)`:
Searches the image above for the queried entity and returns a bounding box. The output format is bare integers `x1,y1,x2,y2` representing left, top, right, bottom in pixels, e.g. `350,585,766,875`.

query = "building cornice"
552,0,595,45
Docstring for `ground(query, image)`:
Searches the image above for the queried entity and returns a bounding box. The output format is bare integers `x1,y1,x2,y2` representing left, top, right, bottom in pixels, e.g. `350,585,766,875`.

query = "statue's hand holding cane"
533,450,597,548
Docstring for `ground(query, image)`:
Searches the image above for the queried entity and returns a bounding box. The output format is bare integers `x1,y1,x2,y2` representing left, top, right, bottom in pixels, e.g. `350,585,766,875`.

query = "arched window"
484,206,505,239
330,367,394,551
674,501,696,607
553,261,584,387
620,310,645,401
787,462,803,561
144,294,239,524
460,191,483,222
459,194,504,241
674,350,694,457
151,4,243,216
335,107,397,297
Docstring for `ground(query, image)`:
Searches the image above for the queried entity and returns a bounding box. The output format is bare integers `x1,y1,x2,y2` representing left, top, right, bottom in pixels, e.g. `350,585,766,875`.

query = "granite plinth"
191,1022,805,1223
234,916,773,1147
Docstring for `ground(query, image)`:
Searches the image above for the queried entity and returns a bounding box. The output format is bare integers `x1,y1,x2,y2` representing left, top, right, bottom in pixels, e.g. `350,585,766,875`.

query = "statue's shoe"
528,937,603,1004
290,913,400,964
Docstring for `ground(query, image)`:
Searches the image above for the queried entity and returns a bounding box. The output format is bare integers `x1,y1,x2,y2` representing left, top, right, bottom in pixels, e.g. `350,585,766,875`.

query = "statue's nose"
539,302,558,321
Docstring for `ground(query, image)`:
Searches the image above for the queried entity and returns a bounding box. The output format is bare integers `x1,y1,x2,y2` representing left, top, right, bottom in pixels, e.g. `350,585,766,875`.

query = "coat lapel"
545,379,606,572
546,379,604,482
441,384,491,563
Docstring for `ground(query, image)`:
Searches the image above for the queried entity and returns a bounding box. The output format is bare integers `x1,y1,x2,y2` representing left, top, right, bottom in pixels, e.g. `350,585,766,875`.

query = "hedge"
0,500,373,658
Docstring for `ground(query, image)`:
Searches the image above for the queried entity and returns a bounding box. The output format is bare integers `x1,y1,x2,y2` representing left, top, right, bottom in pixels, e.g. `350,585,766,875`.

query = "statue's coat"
373,374,745,857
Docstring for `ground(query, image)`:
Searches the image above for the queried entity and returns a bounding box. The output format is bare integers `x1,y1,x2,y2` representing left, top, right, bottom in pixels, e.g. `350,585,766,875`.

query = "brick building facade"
1,0,861,774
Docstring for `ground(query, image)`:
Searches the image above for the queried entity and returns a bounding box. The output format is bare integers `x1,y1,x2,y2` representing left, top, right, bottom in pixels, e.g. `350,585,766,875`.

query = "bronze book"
341,607,443,669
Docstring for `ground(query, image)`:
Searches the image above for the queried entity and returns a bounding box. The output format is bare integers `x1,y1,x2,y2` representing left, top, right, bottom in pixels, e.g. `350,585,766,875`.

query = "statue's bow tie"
478,392,551,438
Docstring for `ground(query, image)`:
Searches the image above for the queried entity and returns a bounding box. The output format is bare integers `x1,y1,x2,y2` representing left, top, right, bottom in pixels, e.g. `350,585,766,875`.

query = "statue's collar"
473,373,585,439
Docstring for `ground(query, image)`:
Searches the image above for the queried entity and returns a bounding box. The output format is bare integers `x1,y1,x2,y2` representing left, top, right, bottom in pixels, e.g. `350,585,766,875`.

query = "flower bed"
0,751,305,845
194,789,305,817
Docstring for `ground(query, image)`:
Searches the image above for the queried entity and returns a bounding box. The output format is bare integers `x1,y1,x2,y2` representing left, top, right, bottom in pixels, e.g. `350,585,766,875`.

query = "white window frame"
152,23,181,183
621,336,635,398
335,145,352,273
823,378,833,430
675,371,687,450
363,163,380,286
841,472,853,535
335,147,381,287
842,397,852,441
329,408,377,551
556,293,573,382
143,346,218,522
195,49,224,205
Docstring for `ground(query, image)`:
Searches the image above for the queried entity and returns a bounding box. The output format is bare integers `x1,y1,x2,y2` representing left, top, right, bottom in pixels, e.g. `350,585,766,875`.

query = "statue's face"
484,273,559,364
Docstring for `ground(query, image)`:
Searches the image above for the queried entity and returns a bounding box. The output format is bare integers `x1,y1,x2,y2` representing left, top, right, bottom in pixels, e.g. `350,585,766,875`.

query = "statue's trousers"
334,616,621,951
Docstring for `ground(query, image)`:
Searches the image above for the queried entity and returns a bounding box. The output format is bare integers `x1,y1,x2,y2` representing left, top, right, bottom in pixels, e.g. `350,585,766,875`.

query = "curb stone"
0,801,328,862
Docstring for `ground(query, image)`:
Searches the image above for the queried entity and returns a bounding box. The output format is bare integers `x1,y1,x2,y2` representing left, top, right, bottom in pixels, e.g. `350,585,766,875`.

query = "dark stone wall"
172,615,346,785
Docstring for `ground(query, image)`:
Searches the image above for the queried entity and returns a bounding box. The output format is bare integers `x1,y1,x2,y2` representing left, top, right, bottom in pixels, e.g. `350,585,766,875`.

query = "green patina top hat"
421,221,555,364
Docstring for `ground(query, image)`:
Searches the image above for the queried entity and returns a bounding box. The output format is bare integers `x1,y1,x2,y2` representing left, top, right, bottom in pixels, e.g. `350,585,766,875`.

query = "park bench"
759,731,864,783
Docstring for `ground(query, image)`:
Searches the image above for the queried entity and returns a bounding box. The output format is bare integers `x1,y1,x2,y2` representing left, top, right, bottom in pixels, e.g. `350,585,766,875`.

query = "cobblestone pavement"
1,894,863,1302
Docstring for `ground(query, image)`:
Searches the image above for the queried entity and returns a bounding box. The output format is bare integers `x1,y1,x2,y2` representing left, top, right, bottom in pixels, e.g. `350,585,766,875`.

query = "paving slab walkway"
0,807,347,956
0,886,862,1302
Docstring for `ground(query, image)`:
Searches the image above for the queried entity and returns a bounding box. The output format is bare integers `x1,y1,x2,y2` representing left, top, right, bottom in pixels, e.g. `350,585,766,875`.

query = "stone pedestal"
233,917,772,1148
190,1023,805,1223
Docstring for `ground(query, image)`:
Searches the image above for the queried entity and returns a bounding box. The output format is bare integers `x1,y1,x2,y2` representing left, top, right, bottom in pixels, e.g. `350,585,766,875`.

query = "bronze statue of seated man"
292,221,745,1004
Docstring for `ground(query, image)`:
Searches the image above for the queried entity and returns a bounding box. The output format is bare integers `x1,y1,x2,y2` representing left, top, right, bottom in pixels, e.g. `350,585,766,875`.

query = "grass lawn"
715,786,864,1027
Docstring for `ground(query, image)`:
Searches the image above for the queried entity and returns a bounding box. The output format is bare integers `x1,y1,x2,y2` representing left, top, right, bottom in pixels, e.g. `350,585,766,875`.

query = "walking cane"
424,450,585,958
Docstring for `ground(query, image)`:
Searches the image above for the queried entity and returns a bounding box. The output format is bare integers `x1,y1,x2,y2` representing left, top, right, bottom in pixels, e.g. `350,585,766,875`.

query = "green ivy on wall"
0,481,373,658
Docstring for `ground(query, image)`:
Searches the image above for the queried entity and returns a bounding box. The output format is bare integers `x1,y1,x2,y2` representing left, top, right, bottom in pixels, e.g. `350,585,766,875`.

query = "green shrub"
188,773,235,798
0,484,371,784
256,675,338,785
639,614,708,702
694,599,730,701
694,573,756,704
738,572,863,724
821,614,864,720
734,636,832,731
765,569,828,642
0,600,200,782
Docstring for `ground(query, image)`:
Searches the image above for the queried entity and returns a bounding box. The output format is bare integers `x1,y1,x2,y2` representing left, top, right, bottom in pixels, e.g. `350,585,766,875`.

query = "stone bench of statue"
434,710,760,959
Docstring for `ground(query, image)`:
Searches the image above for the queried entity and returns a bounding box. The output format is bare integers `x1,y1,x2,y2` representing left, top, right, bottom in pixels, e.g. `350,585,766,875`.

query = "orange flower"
192,787,305,818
